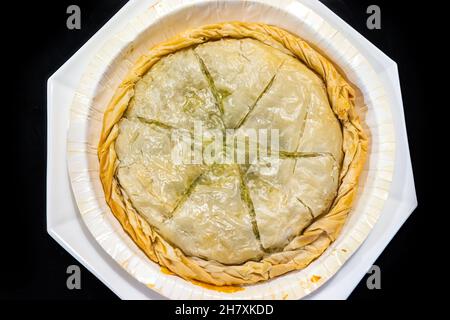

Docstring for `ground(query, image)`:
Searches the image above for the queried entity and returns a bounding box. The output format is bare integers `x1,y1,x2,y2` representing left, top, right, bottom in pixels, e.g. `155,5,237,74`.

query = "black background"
3,0,433,300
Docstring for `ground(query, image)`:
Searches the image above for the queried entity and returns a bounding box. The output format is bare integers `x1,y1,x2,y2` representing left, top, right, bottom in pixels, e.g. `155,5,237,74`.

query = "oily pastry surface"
98,22,367,286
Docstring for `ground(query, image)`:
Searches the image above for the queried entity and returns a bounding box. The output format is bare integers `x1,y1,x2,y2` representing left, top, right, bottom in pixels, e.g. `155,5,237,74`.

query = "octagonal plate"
47,0,417,299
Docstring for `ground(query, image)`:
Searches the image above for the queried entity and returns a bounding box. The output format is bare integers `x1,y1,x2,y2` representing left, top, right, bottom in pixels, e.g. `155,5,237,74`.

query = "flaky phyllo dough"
98,22,367,286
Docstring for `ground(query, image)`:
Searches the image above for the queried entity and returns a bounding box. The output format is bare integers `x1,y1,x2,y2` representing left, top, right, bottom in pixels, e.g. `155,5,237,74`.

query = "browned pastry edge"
97,22,368,286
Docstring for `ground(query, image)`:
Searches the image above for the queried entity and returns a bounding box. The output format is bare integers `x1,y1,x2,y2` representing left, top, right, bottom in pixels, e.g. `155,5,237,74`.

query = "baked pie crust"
98,22,367,286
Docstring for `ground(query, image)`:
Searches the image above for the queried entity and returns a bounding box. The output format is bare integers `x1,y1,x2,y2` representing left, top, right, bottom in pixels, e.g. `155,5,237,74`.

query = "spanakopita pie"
98,22,367,286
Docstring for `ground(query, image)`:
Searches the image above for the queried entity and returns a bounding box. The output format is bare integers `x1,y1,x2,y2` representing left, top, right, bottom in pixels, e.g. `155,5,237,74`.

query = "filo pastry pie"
98,22,367,287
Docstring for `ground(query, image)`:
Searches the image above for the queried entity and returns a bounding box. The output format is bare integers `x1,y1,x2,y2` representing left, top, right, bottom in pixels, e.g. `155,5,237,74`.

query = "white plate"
48,0,417,299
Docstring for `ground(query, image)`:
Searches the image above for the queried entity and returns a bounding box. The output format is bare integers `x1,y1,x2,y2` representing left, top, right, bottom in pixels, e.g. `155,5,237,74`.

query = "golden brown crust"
98,22,368,286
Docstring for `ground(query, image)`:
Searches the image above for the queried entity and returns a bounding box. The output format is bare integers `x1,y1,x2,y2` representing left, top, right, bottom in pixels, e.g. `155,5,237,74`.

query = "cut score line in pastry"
193,50,225,116
233,63,281,130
